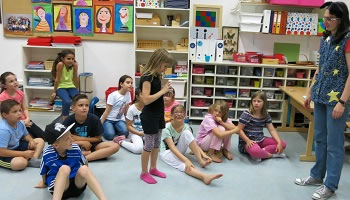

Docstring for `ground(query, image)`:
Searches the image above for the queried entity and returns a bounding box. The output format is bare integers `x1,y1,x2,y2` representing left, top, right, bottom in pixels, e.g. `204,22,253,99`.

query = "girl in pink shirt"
163,88,179,123
196,100,240,163
0,72,45,139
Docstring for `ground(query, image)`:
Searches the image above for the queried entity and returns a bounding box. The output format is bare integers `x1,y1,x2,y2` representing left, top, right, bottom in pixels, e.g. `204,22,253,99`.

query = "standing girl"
237,91,286,161
100,75,132,141
160,105,223,185
116,88,144,154
295,2,350,200
0,72,45,139
196,100,240,163
51,49,79,121
139,48,173,184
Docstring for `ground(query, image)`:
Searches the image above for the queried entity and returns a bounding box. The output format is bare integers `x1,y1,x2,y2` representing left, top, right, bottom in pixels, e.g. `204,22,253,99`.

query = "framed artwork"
53,4,72,32
94,5,114,34
32,0,51,3
73,7,93,36
222,26,239,60
193,4,222,37
93,0,114,5
74,0,93,6
4,14,32,35
114,4,133,33
32,4,53,33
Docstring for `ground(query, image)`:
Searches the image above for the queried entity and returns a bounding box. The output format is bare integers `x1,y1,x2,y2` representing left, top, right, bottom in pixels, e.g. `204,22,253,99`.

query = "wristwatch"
339,99,346,106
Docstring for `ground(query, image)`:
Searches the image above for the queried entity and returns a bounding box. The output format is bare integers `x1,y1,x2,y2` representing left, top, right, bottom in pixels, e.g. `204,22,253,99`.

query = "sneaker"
312,185,335,200
295,176,323,186
272,153,286,158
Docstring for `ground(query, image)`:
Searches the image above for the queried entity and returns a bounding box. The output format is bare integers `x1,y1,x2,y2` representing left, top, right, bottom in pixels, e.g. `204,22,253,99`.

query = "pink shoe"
140,172,157,184
149,168,166,178
113,135,126,144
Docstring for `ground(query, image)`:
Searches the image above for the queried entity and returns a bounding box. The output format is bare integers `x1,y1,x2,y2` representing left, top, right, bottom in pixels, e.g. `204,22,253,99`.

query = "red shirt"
0,90,26,120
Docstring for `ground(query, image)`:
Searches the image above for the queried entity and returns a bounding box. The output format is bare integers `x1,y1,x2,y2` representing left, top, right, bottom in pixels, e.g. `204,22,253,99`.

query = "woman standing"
295,2,350,200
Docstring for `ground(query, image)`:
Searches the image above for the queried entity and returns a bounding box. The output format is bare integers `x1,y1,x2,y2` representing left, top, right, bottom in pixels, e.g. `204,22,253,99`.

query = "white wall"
1,0,349,100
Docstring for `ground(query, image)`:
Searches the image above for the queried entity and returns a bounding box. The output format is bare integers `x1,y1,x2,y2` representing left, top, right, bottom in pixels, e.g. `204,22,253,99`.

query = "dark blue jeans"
102,119,129,140
310,103,349,191
56,88,79,116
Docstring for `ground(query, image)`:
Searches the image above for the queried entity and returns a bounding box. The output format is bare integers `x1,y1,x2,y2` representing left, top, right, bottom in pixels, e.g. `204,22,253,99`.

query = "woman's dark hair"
0,72,15,93
95,6,111,29
118,75,132,90
133,88,141,104
321,1,350,44
52,49,75,78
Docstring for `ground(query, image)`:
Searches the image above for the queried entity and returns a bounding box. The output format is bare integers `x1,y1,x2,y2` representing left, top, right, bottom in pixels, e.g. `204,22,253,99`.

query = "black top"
63,113,104,139
139,74,164,117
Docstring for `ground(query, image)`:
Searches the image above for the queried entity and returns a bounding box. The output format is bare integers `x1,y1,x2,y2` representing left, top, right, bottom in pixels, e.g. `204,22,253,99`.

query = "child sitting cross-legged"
160,105,223,185
63,94,120,161
35,122,107,200
0,99,44,170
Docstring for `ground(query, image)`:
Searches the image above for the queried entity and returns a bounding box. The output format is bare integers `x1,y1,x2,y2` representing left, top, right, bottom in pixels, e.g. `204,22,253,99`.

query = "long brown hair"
249,91,268,118
0,72,15,93
208,100,229,122
52,49,75,78
142,48,174,78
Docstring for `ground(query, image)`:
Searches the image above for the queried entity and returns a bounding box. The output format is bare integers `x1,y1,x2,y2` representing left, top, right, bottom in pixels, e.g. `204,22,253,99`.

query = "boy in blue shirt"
0,99,44,170
35,122,107,200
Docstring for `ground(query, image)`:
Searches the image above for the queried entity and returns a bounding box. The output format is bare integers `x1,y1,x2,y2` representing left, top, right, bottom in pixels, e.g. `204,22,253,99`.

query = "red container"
192,65,205,74
204,88,213,96
274,81,283,88
274,54,285,64
296,72,305,79
105,87,134,102
269,0,324,7
193,99,206,107
245,52,263,63
233,53,246,62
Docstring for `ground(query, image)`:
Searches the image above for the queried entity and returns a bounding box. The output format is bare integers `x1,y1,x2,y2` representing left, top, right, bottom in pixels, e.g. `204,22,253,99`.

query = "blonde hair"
208,100,229,122
142,48,174,78
249,91,268,118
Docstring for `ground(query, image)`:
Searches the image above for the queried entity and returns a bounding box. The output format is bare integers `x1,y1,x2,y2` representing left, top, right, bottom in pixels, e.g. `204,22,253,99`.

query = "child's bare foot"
208,153,222,163
199,158,211,168
222,149,233,160
203,174,223,185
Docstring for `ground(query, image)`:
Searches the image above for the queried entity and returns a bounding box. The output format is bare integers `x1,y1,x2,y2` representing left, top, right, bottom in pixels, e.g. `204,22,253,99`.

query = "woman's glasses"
323,17,340,22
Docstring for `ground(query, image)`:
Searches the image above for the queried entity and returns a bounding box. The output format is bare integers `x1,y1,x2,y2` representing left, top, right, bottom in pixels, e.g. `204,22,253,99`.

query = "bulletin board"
1,0,133,42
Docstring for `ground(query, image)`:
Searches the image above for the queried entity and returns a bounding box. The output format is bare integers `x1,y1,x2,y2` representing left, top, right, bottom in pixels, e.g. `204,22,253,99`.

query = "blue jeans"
310,103,349,191
103,119,129,140
56,88,79,116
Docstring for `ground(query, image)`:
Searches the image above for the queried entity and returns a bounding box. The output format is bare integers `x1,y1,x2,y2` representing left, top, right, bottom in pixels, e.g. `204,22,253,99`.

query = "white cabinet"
134,5,190,110
189,61,316,123
22,45,84,110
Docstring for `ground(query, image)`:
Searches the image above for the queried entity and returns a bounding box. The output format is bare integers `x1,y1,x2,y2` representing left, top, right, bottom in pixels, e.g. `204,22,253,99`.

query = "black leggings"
26,120,45,139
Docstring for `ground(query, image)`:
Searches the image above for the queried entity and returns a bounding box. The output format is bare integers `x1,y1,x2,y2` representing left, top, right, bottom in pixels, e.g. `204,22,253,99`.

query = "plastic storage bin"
264,68,275,77
192,65,205,74
269,0,324,7
240,12,263,23
192,87,204,95
193,76,205,84
170,80,186,98
241,67,254,76
239,22,262,32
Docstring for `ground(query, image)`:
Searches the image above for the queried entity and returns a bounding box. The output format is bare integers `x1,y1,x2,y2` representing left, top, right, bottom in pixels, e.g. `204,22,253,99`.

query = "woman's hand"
332,103,345,119
304,93,311,109
51,92,56,100
275,142,284,154
246,140,256,149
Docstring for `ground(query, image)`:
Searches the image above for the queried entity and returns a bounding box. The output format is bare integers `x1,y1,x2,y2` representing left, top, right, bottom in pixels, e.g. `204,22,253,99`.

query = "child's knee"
34,138,44,146
11,157,28,171
281,140,287,149
103,132,115,141
77,165,90,177
218,125,225,131
111,143,120,153
58,165,71,175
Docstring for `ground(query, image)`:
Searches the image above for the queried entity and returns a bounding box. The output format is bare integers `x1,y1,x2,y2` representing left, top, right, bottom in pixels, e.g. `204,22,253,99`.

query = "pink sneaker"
113,135,126,144
149,168,166,178
140,172,157,184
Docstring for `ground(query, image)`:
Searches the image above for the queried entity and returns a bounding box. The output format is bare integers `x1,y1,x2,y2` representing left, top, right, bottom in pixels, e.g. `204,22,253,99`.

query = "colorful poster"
94,5,114,34
53,4,73,32
196,11,216,27
73,7,94,36
4,14,32,35
115,4,133,33
32,0,51,3
73,0,93,6
32,4,53,33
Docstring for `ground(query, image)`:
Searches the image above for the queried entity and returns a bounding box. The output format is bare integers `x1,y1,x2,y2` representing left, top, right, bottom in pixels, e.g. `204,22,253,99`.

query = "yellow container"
262,58,279,65
44,60,54,70
253,80,260,88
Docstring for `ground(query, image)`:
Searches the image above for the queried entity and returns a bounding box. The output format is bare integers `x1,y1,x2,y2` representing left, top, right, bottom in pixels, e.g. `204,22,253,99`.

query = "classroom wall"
0,0,349,100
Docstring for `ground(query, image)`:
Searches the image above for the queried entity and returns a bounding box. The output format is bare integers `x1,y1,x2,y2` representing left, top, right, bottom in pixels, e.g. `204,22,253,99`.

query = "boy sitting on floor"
63,94,119,161
0,99,44,170
35,122,107,200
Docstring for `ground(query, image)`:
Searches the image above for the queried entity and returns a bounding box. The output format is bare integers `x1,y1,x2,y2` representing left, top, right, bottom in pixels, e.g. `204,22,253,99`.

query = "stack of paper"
165,0,189,9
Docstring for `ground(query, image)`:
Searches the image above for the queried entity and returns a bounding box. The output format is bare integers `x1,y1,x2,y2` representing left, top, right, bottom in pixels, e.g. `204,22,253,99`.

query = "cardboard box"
135,14,161,26
262,58,279,65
